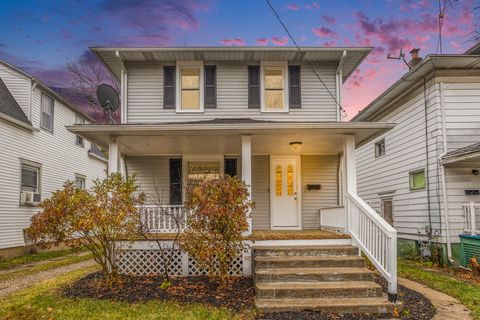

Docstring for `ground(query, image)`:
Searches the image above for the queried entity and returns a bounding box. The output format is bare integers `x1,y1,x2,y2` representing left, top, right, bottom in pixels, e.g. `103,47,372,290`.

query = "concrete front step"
256,296,402,314
254,255,366,269
255,267,375,282
256,281,383,299
254,245,358,257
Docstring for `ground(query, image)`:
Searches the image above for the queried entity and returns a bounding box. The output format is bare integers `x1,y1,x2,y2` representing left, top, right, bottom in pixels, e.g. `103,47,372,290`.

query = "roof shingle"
0,77,31,126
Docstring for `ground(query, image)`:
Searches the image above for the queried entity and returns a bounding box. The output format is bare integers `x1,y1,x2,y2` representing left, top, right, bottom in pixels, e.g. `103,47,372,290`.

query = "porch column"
241,135,253,235
344,134,357,194
108,137,120,174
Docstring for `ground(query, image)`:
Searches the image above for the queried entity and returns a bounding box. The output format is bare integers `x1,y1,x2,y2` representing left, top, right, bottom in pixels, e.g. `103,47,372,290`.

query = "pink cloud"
287,4,299,11
271,36,288,46
220,38,245,46
312,26,337,38
321,15,336,24
256,37,268,45
305,2,319,10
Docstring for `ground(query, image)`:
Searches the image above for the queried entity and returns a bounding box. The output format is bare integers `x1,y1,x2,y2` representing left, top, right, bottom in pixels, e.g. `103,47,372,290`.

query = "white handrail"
319,206,345,232
346,192,397,301
138,205,189,233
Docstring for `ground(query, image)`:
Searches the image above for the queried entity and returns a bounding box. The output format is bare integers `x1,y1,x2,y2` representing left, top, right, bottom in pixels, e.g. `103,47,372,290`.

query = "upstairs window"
409,169,426,191
75,115,85,147
375,139,385,158
261,62,288,112
21,163,40,193
177,62,204,112
40,93,54,132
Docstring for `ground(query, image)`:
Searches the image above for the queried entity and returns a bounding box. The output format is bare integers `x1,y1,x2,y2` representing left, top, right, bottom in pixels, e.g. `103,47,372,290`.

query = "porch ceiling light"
289,141,303,151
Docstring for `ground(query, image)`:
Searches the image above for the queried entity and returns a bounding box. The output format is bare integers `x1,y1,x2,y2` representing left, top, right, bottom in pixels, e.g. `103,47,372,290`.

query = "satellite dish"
96,84,119,123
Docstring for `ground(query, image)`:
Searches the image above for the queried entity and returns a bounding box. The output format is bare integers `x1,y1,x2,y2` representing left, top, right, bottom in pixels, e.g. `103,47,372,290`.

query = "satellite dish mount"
96,84,119,123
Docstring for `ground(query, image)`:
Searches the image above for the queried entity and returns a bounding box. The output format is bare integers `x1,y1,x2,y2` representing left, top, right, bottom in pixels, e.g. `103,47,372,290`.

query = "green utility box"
460,234,480,267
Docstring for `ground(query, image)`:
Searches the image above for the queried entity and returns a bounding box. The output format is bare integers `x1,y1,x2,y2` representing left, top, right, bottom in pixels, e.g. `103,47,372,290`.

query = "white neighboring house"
352,45,480,266
68,47,403,311
0,59,107,257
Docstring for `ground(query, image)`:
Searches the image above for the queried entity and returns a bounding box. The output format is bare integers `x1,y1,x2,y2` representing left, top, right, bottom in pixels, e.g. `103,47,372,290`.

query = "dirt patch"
63,272,255,312
64,273,435,319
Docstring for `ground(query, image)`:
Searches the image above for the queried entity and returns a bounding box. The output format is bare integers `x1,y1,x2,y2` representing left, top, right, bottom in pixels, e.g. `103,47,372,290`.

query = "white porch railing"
346,193,398,301
138,205,189,233
463,202,480,234
319,206,345,232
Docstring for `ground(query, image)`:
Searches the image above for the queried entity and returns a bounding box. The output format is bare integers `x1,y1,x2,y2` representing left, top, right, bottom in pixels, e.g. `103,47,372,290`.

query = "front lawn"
0,266,246,320
398,259,480,320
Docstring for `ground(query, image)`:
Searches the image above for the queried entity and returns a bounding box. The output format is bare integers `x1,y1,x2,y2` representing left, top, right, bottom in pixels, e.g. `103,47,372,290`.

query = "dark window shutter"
224,158,237,177
248,66,260,108
169,159,182,205
204,65,216,108
163,66,176,109
289,66,301,108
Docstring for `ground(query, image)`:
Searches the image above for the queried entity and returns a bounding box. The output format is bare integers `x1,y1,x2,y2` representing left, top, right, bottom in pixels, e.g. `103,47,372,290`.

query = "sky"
0,0,477,120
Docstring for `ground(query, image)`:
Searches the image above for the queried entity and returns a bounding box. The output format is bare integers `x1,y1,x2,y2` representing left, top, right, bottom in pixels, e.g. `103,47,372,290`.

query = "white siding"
356,84,443,242
0,63,31,118
0,89,107,250
252,155,270,229
126,62,337,123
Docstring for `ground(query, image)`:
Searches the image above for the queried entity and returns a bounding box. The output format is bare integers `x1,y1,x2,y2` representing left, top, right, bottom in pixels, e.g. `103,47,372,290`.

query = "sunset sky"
0,0,476,119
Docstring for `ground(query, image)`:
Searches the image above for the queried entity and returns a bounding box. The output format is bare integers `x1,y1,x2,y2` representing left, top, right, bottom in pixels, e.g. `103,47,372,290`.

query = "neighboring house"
0,59,107,257
352,45,480,265
69,47,401,311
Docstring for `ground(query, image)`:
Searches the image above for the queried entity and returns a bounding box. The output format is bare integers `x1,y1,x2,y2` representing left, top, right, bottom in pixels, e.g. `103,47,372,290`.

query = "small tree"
180,176,254,281
27,173,144,280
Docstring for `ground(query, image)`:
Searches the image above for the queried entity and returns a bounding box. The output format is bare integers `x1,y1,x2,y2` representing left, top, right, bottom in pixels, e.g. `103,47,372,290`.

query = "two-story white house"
69,47,401,313
352,45,480,267
0,59,107,258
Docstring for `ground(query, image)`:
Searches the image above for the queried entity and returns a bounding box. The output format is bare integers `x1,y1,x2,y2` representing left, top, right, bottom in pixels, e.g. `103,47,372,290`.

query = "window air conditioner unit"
21,191,41,205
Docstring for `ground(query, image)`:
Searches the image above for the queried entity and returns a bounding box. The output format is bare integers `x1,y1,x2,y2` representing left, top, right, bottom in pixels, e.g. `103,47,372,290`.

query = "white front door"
270,156,301,229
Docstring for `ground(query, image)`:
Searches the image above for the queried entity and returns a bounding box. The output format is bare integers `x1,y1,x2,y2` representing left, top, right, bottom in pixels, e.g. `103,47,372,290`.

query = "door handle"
294,192,298,200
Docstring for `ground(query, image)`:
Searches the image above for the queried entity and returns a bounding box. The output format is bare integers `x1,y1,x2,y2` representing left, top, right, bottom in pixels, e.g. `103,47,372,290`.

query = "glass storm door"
270,156,300,229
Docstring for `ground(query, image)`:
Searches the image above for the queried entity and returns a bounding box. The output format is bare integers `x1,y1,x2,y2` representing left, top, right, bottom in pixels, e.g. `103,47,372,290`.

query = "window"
409,169,426,191
40,93,54,132
75,116,85,147
375,139,385,157
21,163,40,192
177,62,204,112
75,175,86,189
187,161,220,186
264,67,285,110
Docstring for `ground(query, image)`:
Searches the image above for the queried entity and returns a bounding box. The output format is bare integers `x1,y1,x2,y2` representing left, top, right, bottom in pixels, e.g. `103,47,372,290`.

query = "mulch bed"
62,272,255,312
63,273,435,319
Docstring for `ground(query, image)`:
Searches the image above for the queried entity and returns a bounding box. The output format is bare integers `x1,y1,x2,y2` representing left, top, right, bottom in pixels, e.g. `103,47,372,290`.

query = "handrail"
346,192,397,301
137,205,189,233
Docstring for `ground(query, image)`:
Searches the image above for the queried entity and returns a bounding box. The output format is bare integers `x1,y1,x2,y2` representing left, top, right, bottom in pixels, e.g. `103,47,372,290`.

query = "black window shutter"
163,66,176,109
289,65,301,108
224,159,237,177
169,159,182,205
204,65,217,108
248,66,260,108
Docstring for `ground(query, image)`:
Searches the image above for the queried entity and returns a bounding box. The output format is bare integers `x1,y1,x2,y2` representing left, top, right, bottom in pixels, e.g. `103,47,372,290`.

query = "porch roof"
442,141,480,165
67,119,394,156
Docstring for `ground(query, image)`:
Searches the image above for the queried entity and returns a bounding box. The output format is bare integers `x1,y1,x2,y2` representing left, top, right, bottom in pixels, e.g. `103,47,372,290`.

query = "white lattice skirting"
114,241,252,276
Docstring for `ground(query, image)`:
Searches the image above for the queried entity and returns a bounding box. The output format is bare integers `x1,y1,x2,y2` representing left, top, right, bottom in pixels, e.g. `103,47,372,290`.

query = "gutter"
438,81,455,264
0,112,37,131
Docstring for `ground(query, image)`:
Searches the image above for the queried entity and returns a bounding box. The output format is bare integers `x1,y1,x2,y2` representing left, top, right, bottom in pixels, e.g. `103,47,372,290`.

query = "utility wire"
264,0,347,117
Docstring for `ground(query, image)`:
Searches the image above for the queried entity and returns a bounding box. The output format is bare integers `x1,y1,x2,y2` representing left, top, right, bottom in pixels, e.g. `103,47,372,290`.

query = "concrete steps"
253,244,401,314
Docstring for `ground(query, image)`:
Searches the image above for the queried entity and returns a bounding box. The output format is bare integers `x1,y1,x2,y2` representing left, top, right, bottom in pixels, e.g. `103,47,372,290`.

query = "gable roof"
0,59,94,122
0,77,31,126
91,46,371,83
351,54,480,121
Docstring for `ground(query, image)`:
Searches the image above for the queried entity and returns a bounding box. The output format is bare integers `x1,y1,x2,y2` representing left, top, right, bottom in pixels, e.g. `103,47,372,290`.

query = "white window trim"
260,61,289,113
75,174,86,189
176,61,204,113
374,139,385,158
19,159,42,205
40,93,54,133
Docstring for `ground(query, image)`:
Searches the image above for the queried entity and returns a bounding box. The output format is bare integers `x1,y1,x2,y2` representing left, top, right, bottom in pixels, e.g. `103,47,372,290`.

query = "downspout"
336,50,347,122
438,81,455,264
29,79,37,125
423,78,433,236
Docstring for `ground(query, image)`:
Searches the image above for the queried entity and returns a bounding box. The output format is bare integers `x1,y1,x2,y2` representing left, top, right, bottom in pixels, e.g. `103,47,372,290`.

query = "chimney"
409,48,422,68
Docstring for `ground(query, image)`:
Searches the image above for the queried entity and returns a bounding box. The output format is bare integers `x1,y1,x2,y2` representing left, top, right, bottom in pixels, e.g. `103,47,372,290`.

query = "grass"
399,259,480,320
0,252,93,281
0,248,87,270
0,267,252,320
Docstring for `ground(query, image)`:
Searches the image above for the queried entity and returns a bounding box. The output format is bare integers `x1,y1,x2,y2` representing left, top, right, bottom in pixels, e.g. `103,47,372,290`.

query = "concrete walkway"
399,277,472,320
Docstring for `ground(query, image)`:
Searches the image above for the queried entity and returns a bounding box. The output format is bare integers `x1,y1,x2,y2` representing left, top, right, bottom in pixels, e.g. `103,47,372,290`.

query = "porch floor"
250,229,350,241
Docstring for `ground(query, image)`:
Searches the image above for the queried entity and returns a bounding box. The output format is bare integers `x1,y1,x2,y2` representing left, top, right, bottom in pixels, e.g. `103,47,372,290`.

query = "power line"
264,0,347,117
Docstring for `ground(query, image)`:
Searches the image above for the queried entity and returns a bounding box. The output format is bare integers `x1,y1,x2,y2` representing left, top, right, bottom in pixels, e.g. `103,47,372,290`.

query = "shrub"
27,173,145,280
180,176,254,281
